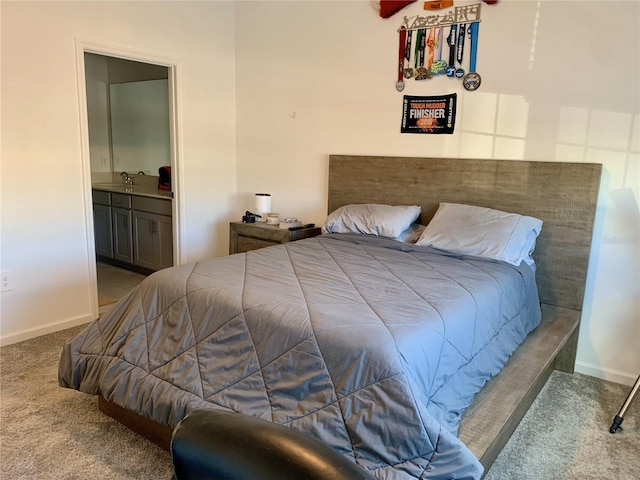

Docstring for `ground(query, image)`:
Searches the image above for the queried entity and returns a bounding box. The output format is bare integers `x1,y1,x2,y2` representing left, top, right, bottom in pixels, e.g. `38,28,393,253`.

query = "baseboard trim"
575,361,637,386
0,313,94,347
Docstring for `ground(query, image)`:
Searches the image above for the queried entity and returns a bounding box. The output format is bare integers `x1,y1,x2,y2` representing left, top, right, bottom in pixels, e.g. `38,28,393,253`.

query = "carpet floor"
1,324,638,479
485,368,639,480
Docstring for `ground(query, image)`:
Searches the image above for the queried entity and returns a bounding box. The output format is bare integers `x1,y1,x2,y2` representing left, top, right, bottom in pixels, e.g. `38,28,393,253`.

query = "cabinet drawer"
132,196,172,216
112,192,132,208
92,190,111,206
236,236,279,253
229,221,322,254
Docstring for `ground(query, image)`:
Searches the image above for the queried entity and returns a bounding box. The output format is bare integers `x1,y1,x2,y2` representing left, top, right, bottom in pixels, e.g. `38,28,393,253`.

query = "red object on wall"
483,0,499,4
378,0,418,18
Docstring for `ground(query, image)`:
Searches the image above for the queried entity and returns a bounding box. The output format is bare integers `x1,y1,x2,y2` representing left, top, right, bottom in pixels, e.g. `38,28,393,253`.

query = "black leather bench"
171,409,374,480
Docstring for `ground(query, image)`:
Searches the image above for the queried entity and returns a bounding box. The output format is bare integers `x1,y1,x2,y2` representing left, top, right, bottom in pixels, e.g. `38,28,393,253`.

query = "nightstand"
229,221,322,254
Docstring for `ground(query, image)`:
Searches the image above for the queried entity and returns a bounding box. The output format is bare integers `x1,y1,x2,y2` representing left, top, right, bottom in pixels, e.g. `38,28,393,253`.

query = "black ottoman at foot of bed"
171,409,374,480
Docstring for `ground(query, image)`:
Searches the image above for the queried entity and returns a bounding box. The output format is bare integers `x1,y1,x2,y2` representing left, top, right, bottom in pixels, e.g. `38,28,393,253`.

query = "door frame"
75,38,183,317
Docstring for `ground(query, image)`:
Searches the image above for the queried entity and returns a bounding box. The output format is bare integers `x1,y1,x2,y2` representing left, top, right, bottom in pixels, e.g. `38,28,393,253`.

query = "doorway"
76,41,181,317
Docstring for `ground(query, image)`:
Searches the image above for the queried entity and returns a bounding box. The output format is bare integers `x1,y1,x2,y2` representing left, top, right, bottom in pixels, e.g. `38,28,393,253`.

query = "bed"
58,156,602,479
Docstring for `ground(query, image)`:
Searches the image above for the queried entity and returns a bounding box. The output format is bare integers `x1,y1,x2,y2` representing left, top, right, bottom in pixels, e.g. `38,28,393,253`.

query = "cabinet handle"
152,220,158,234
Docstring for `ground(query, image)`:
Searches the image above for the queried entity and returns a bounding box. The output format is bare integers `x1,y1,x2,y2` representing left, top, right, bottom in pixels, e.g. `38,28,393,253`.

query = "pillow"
394,223,426,244
323,204,421,238
415,203,543,266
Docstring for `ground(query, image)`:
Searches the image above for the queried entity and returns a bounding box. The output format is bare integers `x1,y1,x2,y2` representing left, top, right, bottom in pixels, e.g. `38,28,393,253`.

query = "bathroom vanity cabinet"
92,188,173,272
131,196,173,271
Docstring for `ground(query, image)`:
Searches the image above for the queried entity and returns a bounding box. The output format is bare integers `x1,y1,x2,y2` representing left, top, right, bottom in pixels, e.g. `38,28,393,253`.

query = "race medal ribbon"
446,24,457,77
396,26,407,91
415,28,431,80
455,23,466,77
463,22,481,90
414,28,422,68
426,28,435,68
404,30,414,78
430,26,448,75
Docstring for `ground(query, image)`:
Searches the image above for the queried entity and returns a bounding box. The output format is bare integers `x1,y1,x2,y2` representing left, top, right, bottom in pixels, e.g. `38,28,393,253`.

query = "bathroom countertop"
92,183,173,200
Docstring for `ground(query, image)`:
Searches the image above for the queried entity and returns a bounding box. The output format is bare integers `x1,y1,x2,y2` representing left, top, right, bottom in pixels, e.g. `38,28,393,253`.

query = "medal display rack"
395,3,482,92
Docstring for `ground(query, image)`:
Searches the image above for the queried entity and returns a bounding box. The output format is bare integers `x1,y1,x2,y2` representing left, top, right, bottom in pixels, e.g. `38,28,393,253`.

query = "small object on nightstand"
254,193,271,220
279,217,302,229
242,211,261,223
266,213,280,225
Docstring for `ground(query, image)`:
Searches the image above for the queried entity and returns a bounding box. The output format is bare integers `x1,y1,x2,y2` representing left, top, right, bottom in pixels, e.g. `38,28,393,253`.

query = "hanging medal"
394,4,483,90
414,28,422,70
446,24,458,77
415,28,431,80
426,28,435,68
463,22,481,90
396,26,407,91
431,26,447,76
455,23,466,78
404,30,414,79
446,24,457,77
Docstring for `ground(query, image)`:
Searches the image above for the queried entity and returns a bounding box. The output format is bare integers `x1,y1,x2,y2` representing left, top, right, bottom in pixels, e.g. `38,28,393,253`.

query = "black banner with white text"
401,94,457,134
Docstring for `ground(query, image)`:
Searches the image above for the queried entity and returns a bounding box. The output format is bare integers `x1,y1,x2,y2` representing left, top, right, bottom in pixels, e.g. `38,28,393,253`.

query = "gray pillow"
323,204,421,238
394,223,427,244
416,203,543,266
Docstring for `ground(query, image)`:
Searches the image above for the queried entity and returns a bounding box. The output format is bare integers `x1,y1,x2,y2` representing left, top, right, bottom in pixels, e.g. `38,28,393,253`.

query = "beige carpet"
0,325,173,480
485,370,639,480
1,324,638,479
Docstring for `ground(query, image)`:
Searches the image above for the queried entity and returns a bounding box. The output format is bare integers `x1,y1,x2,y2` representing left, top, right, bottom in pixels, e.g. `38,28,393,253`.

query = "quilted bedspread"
59,234,540,479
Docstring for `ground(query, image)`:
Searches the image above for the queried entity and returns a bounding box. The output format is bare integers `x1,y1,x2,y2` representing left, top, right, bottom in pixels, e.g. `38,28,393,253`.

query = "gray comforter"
59,234,541,479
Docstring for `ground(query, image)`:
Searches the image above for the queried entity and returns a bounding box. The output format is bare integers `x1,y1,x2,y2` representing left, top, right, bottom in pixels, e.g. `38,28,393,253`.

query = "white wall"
1,1,237,344
235,1,639,385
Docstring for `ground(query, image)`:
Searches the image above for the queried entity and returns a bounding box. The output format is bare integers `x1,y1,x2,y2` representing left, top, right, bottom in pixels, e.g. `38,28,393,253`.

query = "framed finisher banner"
400,93,457,134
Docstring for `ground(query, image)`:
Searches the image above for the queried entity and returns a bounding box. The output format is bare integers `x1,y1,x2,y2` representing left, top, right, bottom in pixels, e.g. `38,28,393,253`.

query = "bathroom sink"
93,183,127,188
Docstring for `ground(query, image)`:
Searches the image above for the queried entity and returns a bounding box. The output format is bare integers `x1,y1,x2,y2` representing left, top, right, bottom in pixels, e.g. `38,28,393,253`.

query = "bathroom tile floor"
97,262,147,315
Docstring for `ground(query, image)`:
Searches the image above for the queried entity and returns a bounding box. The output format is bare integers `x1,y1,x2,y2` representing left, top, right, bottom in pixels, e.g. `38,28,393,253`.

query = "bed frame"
99,155,602,475
328,155,602,471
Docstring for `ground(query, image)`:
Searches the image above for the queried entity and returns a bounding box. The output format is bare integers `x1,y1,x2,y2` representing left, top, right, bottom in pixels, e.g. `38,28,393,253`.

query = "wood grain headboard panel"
328,155,602,311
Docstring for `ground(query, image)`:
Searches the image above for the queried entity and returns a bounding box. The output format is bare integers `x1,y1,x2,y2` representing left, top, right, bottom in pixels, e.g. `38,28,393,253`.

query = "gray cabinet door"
112,207,133,264
132,211,173,271
93,204,113,258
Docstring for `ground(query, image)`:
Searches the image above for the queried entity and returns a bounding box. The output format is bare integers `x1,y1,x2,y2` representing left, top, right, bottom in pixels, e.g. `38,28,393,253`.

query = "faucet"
120,171,133,186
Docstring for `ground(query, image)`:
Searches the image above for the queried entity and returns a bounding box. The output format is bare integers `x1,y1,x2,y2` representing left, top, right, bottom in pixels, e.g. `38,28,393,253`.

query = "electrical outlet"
1,270,12,292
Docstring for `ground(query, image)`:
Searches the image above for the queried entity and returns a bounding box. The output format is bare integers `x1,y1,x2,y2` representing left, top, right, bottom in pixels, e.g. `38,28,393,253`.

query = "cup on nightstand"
265,213,280,225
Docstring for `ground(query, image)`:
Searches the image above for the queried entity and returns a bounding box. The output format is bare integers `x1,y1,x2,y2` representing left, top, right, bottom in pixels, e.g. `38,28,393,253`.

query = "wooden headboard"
328,155,602,312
